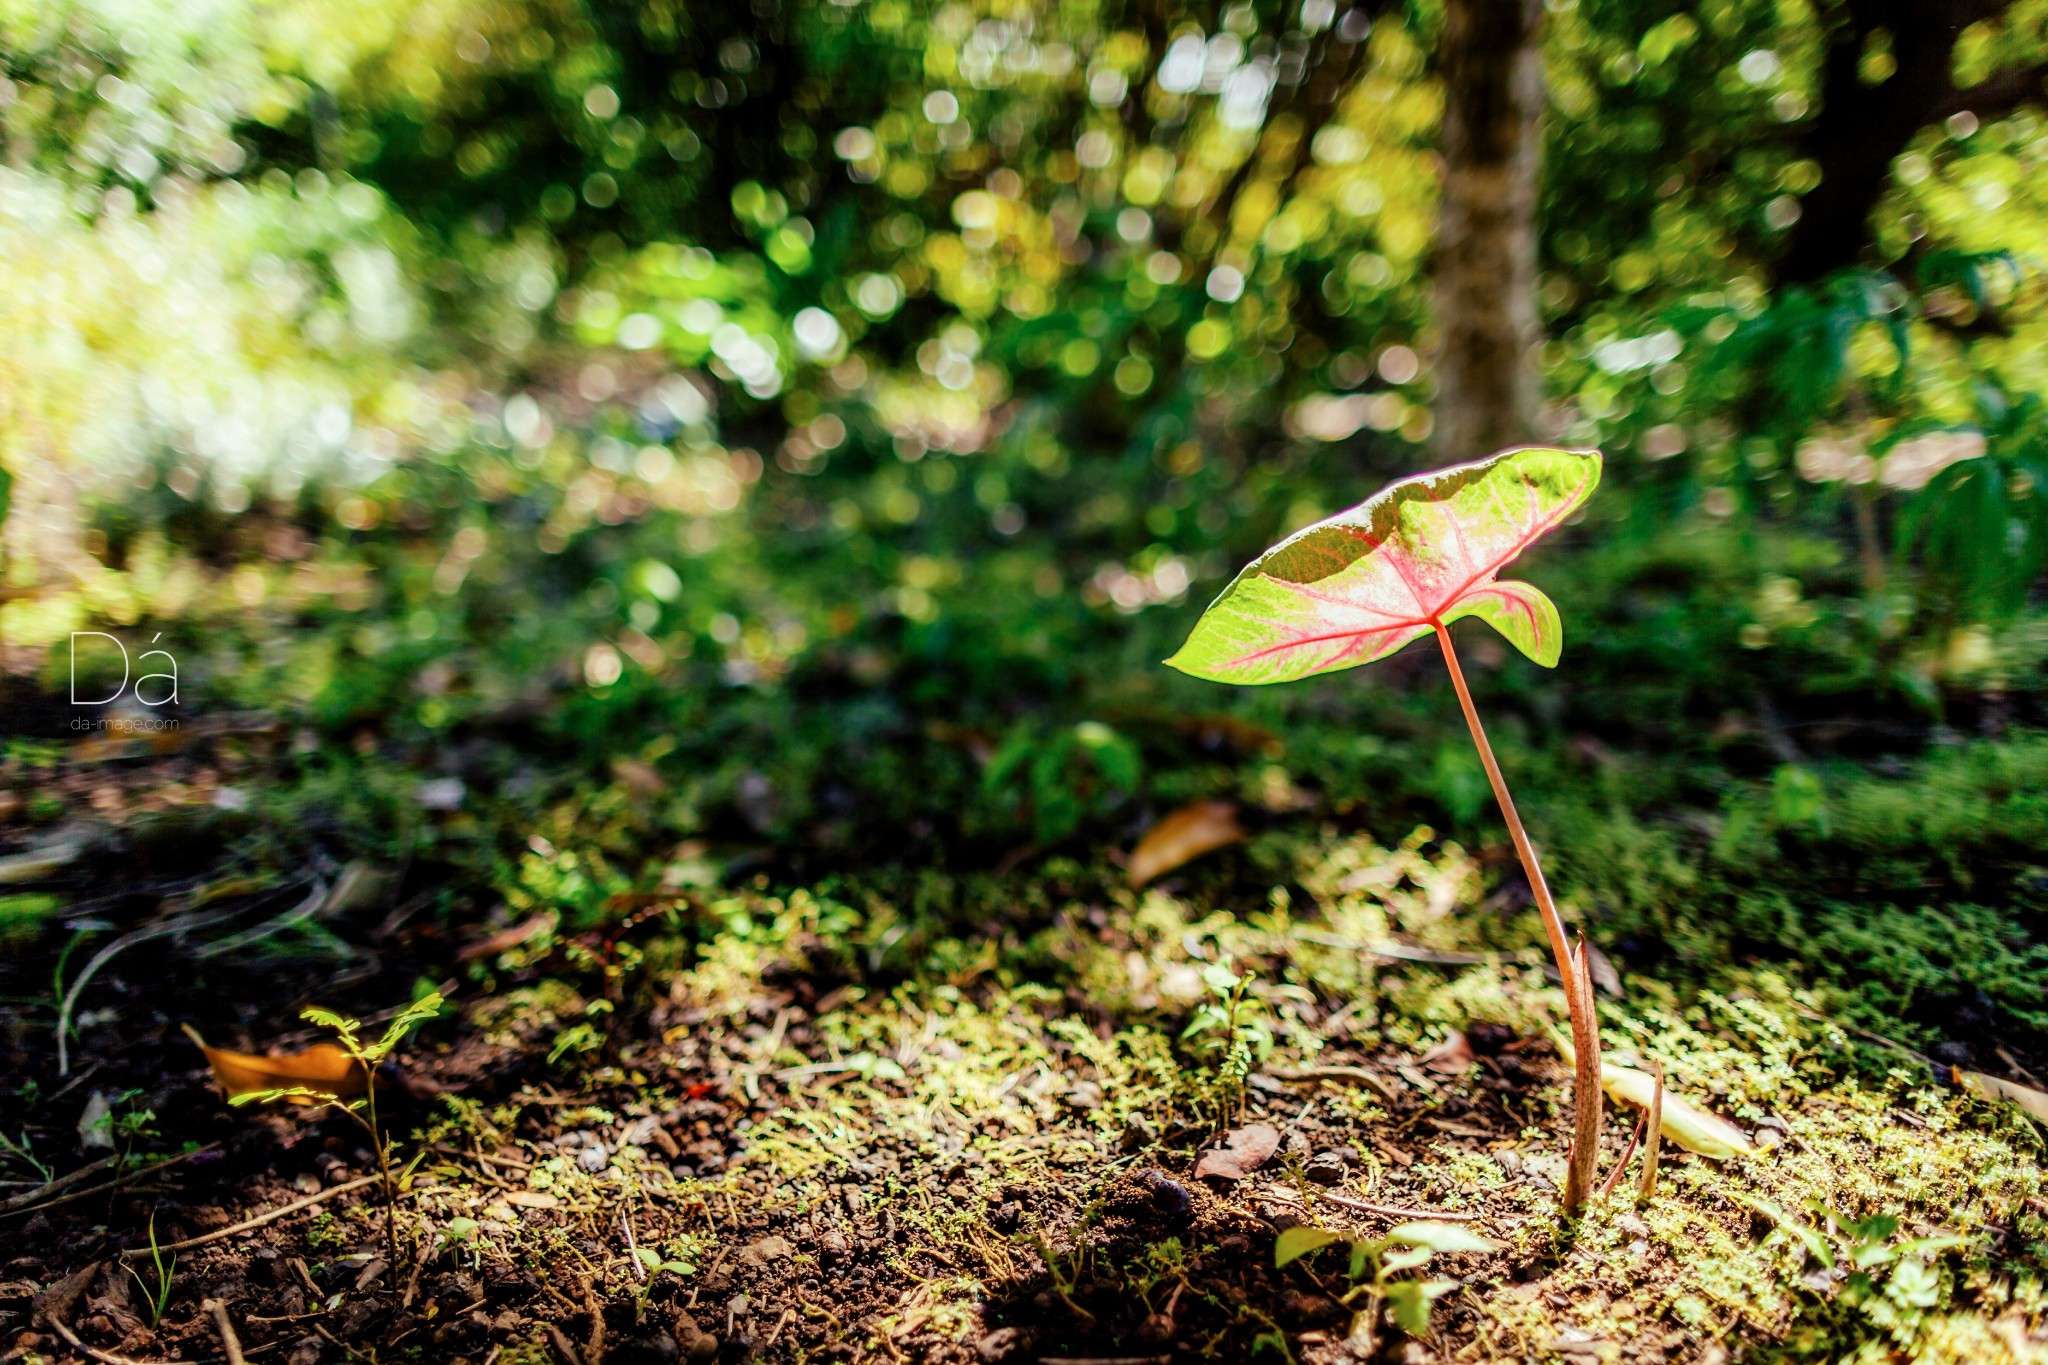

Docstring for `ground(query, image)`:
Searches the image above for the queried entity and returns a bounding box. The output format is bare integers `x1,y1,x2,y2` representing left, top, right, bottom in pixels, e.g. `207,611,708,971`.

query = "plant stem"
1433,623,1603,1214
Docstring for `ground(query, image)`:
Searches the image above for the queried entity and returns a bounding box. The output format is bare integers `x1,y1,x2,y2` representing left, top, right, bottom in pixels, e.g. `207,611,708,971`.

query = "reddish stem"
1434,622,1603,1214
1433,623,1572,975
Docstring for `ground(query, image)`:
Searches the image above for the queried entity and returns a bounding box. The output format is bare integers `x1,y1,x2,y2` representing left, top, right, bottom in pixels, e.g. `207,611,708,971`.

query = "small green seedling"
1168,446,1608,1213
0,1129,52,1183
1180,958,1274,1121
631,1246,701,1278
126,1212,176,1328
1275,1219,1498,1354
232,992,444,1267
1736,1194,1967,1341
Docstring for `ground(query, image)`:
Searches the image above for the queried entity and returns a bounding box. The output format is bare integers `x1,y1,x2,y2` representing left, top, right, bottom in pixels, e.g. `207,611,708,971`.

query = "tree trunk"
1432,0,1544,461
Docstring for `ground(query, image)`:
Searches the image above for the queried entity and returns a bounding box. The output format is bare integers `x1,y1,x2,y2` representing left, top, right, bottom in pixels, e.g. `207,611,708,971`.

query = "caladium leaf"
1166,447,1601,685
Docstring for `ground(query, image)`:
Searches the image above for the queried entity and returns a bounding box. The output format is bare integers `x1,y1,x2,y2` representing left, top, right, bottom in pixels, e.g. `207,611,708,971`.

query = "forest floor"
0,704,2045,1365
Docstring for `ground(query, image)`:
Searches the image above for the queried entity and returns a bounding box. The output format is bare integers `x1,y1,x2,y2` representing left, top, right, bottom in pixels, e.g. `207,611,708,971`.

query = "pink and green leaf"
1165,447,1600,686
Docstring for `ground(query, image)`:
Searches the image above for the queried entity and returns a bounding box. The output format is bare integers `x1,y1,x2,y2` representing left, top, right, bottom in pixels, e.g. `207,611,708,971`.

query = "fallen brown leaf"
457,912,557,962
609,756,667,797
1420,1030,1476,1073
184,1024,367,1101
1955,1068,2048,1125
1193,1123,1280,1180
1129,800,1246,888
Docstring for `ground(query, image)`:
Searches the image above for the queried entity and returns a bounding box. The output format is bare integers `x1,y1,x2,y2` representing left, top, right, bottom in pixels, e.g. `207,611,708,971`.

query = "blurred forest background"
4,0,2048,1359
7,0,2048,1035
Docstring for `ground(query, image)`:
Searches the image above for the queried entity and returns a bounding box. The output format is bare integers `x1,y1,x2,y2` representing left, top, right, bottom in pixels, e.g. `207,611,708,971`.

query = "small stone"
1134,1311,1176,1344
737,1237,792,1268
1304,1150,1347,1185
606,1332,680,1365
1137,1169,1194,1227
1120,1113,1157,1152
976,1326,1028,1363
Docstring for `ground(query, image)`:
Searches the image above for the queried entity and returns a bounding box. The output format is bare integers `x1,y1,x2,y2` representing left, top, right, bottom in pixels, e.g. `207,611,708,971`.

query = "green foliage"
1735,1193,1975,1355
0,893,60,947
234,990,444,1266
1551,735,2048,1044
1179,957,1274,1118
982,720,1141,845
124,1213,176,1329
1274,1219,1496,1351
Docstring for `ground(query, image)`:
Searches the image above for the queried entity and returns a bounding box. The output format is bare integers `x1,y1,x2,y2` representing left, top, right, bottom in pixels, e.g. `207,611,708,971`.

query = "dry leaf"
1193,1123,1280,1180
1582,940,1623,998
1420,1030,1476,1074
609,757,667,798
1599,1063,1755,1160
184,1024,367,1101
1129,800,1246,888
457,912,556,962
507,1190,561,1210
1954,1068,2048,1125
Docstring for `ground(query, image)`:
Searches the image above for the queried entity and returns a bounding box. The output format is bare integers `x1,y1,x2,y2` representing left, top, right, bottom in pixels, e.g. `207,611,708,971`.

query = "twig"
621,1208,646,1281
118,1176,379,1259
195,877,330,960
1293,930,1503,967
1261,1066,1400,1103
430,1142,531,1171
580,1273,606,1365
313,1324,377,1363
400,1240,430,1311
0,1154,117,1213
39,1265,192,1365
48,1313,191,1365
204,1298,247,1365
1317,1189,1481,1221
57,906,242,1073
2,1145,220,1219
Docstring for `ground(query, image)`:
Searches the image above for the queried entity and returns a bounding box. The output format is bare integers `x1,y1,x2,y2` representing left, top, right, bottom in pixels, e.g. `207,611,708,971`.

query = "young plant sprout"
1166,446,1607,1213
223,993,445,1266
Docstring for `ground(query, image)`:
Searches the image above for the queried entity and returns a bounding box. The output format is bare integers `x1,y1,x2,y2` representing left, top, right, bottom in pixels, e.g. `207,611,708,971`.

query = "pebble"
1137,1169,1194,1227
975,1326,1028,1362
1304,1150,1348,1185
737,1236,792,1267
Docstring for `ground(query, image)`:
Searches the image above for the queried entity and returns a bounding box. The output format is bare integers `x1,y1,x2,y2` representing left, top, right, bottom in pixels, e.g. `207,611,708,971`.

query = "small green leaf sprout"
230,991,445,1267
1274,1219,1498,1353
